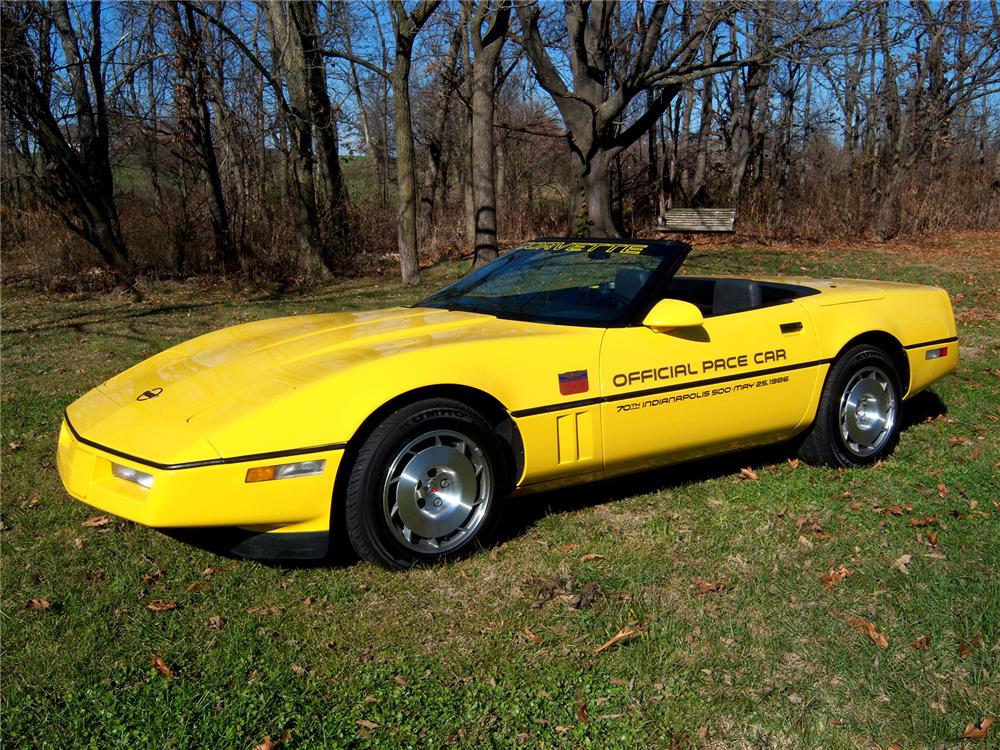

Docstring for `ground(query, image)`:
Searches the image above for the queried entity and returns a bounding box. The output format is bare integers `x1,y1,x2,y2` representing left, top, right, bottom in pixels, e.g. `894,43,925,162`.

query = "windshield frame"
413,238,691,328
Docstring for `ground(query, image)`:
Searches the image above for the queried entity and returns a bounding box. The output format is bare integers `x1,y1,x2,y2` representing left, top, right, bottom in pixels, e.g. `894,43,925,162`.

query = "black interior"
653,276,819,318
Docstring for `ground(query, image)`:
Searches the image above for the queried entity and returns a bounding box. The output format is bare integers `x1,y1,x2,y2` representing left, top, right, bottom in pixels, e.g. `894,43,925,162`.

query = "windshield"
416,239,688,327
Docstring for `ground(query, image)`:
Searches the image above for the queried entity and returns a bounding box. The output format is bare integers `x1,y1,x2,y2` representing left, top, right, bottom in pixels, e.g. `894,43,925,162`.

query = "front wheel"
344,398,507,568
799,344,902,467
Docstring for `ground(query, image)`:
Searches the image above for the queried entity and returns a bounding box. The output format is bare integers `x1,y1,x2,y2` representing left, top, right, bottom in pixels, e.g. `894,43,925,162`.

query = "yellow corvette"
57,239,958,567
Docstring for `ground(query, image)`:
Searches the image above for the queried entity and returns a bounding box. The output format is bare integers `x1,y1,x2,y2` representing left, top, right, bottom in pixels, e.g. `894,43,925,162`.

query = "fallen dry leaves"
892,554,913,575
594,622,643,654
961,717,994,740
81,515,112,528
25,598,51,610
820,565,852,589
846,615,889,650
576,701,590,724
247,605,285,616
959,635,983,659
149,655,172,678
524,627,543,645
579,553,605,563
911,635,931,650
146,600,177,612
739,467,759,481
910,514,939,527
691,577,726,594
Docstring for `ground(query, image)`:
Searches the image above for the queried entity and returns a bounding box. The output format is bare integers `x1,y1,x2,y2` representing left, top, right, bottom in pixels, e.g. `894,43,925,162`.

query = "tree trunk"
418,14,463,241
577,149,615,237
727,10,772,204
690,32,715,206
991,147,1000,198
469,0,510,267
388,0,440,285
392,50,420,284
170,2,237,274
264,1,327,277
288,0,350,271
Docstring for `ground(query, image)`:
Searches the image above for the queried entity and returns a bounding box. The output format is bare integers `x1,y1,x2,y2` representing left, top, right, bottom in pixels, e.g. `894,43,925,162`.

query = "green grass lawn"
2,236,997,749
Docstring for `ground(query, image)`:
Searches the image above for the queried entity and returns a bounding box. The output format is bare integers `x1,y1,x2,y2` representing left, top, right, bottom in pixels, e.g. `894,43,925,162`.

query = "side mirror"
642,299,704,333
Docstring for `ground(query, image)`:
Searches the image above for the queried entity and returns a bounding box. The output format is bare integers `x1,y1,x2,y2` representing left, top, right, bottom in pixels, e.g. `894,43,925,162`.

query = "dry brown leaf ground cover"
2,233,997,748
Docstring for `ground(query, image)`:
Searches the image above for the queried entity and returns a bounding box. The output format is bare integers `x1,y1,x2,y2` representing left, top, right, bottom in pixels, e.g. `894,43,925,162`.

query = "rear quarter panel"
800,282,958,397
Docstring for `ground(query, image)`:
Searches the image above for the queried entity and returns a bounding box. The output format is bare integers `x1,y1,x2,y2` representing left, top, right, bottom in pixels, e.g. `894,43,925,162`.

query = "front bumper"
56,419,343,533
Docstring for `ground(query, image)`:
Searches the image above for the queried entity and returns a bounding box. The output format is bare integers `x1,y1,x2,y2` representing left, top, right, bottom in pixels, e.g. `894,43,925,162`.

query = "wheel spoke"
382,427,494,557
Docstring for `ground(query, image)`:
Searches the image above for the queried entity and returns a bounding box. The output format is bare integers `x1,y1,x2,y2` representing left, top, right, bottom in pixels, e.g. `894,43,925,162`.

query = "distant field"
2,233,997,749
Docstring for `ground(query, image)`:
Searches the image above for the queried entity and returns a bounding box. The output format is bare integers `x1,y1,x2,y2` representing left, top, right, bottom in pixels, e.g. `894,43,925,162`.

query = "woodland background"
2,0,999,288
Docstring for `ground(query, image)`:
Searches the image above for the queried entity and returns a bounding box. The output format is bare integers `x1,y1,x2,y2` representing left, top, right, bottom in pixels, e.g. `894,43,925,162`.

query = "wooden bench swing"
657,207,737,233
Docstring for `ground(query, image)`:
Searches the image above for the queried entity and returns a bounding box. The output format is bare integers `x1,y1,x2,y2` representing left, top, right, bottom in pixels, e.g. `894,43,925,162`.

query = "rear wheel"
344,398,506,568
799,344,901,467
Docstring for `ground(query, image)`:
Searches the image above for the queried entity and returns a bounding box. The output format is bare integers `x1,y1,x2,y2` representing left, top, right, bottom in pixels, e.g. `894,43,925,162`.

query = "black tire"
344,398,507,568
799,344,902,467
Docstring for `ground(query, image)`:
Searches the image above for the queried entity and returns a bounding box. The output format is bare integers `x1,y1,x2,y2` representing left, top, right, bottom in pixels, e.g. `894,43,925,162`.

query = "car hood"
96,307,491,421
68,305,582,464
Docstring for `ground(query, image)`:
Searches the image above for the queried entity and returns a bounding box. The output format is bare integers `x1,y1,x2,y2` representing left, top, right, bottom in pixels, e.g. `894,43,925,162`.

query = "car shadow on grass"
159,390,946,568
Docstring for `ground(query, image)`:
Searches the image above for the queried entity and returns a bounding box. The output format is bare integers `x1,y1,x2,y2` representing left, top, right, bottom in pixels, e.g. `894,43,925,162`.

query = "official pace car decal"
512,350,829,419
558,370,589,395
612,348,788,387
611,348,796,412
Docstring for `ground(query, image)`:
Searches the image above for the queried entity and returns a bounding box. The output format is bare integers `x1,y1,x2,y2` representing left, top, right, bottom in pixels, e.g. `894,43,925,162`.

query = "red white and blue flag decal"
558,369,589,395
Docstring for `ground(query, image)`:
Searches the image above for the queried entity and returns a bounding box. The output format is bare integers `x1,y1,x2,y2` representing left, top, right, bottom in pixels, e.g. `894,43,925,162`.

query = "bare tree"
326,0,441,284
417,8,464,241
872,1,1000,240
167,1,237,274
1,1,129,271
515,1,741,236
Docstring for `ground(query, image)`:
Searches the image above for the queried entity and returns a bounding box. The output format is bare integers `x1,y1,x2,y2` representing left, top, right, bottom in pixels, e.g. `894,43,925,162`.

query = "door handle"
780,322,803,333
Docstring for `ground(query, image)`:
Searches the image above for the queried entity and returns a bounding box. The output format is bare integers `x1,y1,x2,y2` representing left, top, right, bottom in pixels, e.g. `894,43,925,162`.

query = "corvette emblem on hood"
136,387,164,401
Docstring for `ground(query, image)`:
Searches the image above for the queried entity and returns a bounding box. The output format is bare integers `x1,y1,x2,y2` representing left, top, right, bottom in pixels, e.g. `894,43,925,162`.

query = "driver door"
599,301,822,472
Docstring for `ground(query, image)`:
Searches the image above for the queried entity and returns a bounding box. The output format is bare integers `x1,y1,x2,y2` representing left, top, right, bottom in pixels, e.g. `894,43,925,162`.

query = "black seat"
614,268,649,300
712,278,762,316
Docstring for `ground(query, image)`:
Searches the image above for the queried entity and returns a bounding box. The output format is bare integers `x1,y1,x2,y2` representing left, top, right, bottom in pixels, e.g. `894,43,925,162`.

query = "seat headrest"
713,278,762,315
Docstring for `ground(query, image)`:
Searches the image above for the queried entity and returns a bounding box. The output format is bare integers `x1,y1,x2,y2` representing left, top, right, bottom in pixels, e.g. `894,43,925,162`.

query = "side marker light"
245,460,326,483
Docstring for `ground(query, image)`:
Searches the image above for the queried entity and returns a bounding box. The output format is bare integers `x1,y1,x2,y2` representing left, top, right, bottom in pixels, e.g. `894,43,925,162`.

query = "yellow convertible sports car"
57,239,958,567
